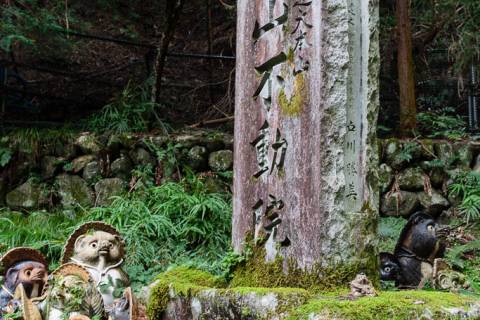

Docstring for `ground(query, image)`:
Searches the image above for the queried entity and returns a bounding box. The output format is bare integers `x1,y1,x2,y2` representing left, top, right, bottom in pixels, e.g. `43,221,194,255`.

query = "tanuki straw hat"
0,247,48,275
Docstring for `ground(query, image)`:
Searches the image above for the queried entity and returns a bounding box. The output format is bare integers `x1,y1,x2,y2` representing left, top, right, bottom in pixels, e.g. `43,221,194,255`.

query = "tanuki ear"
74,235,88,250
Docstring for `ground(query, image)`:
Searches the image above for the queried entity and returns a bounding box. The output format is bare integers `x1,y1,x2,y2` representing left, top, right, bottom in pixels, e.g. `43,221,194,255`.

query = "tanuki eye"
91,242,97,248
25,270,32,277
427,225,435,232
384,267,391,273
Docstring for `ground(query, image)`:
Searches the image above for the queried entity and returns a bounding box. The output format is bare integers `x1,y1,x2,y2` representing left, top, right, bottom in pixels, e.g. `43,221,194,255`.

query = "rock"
378,163,393,193
383,139,419,170
380,191,419,217
445,176,463,207
95,178,126,206
111,155,133,181
187,146,208,170
223,134,234,149
41,156,60,179
83,161,102,182
6,179,47,209
53,142,77,159
202,175,226,193
208,150,233,171
418,190,450,217
75,133,103,154
204,133,225,151
174,132,204,149
71,155,96,173
397,167,425,191
55,174,94,209
473,154,480,173
129,148,156,167
435,142,473,170
418,140,435,159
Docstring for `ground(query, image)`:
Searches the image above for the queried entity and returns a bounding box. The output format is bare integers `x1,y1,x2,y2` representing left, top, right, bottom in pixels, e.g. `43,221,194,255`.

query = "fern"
449,171,480,223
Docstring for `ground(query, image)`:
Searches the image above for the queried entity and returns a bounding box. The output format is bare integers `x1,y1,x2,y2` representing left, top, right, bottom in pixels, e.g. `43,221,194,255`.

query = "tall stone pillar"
233,0,380,282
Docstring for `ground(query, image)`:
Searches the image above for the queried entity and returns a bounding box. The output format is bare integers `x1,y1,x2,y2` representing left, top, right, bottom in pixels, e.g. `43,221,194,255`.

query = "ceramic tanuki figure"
37,263,104,320
0,248,48,312
62,222,130,311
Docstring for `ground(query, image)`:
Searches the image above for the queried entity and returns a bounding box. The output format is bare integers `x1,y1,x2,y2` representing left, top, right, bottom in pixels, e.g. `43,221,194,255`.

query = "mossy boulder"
380,191,419,217
75,133,103,154
187,146,208,170
94,178,126,206
83,161,102,183
147,268,478,320
55,174,94,209
6,179,48,210
129,148,156,167
208,150,233,172
111,154,133,181
435,142,473,170
417,189,450,217
397,167,425,191
71,155,96,173
378,164,393,193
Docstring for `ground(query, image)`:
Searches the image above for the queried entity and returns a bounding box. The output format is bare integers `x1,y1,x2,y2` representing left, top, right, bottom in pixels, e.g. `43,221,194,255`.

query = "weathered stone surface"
41,156,60,179
52,141,77,159
381,191,419,217
6,179,47,209
83,161,102,182
94,178,126,206
130,148,156,167
71,155,96,173
397,167,425,191
378,163,393,193
174,132,205,149
187,146,208,170
75,133,103,154
473,154,480,173
55,174,94,208
429,167,446,188
111,154,133,181
208,150,233,172
233,0,380,278
435,142,473,170
418,189,450,216
383,140,411,170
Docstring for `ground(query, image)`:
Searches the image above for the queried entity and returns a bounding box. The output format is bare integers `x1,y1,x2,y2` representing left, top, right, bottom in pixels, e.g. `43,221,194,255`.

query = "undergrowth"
449,171,480,223
0,172,232,291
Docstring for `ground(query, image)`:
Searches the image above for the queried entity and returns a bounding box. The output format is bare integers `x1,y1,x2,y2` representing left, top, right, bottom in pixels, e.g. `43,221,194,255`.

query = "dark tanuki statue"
380,212,445,288
379,252,400,282
0,248,48,310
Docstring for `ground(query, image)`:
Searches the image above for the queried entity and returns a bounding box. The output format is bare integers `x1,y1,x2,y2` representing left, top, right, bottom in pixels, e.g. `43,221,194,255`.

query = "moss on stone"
278,73,306,117
146,266,227,320
286,290,477,320
230,247,368,292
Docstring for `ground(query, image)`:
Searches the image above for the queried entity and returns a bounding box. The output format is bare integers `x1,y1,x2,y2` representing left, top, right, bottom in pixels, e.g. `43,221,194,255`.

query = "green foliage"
0,146,12,167
449,171,480,223
396,142,421,163
0,210,78,269
445,240,480,269
85,81,163,133
0,172,232,288
0,1,77,56
417,107,467,140
378,217,407,253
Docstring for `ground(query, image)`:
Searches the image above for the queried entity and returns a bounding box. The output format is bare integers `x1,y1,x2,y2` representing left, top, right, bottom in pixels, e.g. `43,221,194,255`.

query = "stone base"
146,268,479,320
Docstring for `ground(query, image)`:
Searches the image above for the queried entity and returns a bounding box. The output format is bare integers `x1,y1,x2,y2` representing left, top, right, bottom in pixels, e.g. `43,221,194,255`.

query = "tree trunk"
396,0,416,137
233,0,380,286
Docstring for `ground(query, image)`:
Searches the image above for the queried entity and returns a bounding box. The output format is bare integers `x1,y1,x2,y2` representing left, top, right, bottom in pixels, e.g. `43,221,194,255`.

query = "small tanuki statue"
37,263,105,320
0,248,48,312
61,222,133,317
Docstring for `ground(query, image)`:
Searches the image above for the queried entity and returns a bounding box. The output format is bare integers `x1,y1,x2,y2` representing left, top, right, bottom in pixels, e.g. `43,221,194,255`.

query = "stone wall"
1,132,479,217
379,139,480,218
0,130,233,211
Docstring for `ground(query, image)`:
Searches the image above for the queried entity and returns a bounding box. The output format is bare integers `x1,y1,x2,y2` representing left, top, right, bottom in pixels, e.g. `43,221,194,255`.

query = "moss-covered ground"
147,267,479,320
